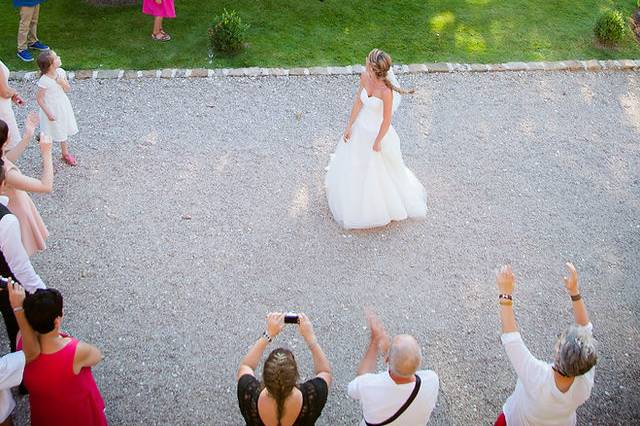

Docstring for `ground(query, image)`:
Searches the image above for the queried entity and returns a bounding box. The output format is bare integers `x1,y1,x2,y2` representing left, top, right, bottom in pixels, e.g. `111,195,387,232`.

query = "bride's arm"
372,89,393,152
343,74,366,139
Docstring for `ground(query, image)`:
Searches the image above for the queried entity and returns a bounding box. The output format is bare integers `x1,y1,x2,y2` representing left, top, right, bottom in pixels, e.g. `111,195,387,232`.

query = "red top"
19,336,107,426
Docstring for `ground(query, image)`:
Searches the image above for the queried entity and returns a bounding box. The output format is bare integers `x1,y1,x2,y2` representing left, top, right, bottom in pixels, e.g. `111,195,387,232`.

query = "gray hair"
554,325,597,377
389,335,422,378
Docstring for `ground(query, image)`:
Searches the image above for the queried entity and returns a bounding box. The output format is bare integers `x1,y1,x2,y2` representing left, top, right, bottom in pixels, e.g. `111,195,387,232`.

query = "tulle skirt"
325,121,427,229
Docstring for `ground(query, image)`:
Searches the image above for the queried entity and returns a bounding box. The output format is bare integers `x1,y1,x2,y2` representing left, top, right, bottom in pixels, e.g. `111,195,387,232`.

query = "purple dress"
142,0,175,18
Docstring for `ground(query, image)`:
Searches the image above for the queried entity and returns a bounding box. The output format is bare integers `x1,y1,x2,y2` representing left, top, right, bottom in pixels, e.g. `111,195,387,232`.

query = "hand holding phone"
284,313,299,324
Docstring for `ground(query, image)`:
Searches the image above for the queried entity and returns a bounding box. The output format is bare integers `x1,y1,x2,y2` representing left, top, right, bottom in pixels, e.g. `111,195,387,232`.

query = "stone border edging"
8,59,639,81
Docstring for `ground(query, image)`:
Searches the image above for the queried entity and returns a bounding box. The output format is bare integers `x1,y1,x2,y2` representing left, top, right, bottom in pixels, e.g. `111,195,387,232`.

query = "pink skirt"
7,188,48,256
142,0,175,18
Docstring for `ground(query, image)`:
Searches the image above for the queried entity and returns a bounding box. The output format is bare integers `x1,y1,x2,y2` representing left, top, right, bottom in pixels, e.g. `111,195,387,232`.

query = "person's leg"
61,141,76,165
27,4,40,46
153,16,162,35
17,6,36,51
0,287,18,352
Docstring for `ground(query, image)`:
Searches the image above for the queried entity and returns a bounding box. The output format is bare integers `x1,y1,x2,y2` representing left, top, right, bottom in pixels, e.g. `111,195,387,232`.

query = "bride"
325,49,427,229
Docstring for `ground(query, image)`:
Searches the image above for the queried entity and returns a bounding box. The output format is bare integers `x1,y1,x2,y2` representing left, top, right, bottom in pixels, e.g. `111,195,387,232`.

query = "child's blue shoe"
17,50,34,62
28,41,50,51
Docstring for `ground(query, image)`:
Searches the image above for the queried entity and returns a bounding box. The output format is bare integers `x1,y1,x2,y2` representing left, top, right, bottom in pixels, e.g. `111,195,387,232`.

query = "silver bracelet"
261,331,273,343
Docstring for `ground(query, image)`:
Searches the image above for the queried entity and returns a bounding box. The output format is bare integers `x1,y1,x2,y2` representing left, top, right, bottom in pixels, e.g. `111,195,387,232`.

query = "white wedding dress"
325,74,427,229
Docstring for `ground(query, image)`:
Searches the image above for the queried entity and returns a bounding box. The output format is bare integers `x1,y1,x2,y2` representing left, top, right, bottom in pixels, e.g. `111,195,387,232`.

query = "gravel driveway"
4,69,640,425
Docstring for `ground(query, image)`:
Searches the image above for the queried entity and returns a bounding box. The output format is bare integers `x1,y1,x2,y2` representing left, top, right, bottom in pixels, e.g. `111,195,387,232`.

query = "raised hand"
24,112,39,138
365,307,385,342
7,278,26,310
297,313,317,345
366,307,390,355
496,264,515,295
266,312,285,338
563,262,579,296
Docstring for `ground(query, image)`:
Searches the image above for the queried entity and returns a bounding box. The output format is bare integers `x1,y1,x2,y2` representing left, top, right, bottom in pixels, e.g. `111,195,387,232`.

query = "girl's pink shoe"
62,153,77,166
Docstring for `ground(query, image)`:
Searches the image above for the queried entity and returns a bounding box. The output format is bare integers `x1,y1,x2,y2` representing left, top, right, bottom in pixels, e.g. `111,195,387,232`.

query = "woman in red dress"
19,288,106,426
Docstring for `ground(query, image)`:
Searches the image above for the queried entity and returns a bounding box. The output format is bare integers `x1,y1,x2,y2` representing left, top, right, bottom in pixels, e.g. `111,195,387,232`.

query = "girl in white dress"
325,49,427,229
36,51,78,166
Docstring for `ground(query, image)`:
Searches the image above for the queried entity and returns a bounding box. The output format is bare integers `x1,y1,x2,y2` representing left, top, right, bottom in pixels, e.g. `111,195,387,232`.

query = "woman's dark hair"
0,158,5,187
24,288,64,334
262,348,299,425
0,119,8,151
37,51,55,74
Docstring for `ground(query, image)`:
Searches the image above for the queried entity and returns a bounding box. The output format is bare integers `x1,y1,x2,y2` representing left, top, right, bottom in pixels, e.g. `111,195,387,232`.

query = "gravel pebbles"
2,70,639,425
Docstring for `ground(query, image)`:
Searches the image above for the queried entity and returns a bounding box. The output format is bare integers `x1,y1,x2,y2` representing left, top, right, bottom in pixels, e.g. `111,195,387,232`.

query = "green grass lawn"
1,0,638,71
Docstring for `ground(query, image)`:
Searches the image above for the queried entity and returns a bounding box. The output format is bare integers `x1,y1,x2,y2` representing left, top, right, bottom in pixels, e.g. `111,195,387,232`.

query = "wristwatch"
261,331,273,343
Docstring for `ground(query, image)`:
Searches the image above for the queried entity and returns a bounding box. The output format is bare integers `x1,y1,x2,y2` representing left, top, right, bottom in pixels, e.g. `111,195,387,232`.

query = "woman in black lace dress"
237,312,332,425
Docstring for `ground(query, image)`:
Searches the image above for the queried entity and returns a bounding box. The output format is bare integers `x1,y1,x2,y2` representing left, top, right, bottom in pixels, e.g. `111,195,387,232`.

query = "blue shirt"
13,0,46,7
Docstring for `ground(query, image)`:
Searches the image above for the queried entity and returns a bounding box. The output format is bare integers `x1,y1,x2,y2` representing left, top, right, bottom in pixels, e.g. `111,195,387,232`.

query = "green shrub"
208,9,249,54
594,10,626,46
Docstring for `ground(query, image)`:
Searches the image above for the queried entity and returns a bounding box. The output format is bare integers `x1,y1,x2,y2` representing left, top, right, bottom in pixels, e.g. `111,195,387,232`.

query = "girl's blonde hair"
366,49,415,95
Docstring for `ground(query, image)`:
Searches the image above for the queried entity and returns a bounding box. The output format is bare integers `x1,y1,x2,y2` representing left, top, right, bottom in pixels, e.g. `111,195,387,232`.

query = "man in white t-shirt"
348,309,439,425
494,263,597,426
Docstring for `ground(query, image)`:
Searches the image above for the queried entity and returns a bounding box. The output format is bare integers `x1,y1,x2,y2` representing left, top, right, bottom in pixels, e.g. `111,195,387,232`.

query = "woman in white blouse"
494,263,597,426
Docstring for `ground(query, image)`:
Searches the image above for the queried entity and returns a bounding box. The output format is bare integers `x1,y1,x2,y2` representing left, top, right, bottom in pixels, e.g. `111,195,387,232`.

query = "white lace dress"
37,68,78,142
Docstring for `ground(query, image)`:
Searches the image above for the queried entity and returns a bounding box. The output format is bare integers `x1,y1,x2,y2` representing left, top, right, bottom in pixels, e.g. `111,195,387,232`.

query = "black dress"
237,374,328,425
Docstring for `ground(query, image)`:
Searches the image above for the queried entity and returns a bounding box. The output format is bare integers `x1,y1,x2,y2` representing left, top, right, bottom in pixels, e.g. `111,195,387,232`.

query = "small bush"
594,10,626,46
208,9,249,54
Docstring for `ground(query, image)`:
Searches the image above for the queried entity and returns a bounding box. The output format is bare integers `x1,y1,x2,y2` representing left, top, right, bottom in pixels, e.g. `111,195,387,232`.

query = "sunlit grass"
0,0,636,71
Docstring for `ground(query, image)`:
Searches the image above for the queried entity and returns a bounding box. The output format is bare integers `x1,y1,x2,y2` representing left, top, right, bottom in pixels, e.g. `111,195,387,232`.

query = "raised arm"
497,265,518,333
236,312,284,380
8,279,40,362
5,134,53,193
497,265,548,390
357,308,389,375
372,89,393,152
563,263,589,326
298,313,332,387
343,73,366,141
4,113,38,163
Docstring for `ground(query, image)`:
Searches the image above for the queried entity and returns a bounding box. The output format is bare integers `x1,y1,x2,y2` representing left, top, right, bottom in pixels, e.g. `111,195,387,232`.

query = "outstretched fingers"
563,262,578,293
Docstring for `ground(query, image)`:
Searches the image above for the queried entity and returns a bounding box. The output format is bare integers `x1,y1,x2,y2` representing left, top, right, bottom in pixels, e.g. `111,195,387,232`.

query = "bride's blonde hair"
366,49,415,95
